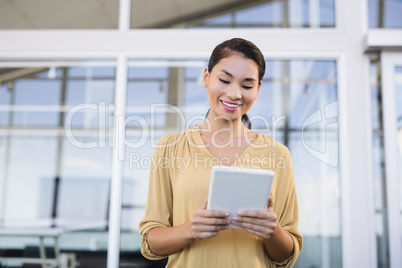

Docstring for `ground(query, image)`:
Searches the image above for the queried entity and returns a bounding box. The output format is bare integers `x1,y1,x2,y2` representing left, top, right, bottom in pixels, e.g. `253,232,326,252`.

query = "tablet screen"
207,165,274,228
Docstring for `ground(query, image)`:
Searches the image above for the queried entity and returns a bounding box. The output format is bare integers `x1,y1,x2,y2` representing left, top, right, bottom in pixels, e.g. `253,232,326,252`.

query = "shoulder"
256,133,291,158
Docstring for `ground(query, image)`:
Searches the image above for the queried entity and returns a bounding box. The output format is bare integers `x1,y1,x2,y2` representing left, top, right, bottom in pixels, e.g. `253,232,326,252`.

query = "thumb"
267,196,274,209
202,197,208,209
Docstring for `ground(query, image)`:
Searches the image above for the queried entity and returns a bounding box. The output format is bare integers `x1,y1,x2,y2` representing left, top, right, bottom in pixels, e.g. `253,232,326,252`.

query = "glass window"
368,0,402,28
121,61,209,258
0,63,115,262
288,60,337,129
290,130,341,268
12,79,61,127
0,83,11,126
131,0,336,28
234,2,284,27
0,1,119,29
122,59,341,267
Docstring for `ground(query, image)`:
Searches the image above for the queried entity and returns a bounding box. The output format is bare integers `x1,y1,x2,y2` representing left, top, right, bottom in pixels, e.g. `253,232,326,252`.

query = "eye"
219,79,229,84
242,85,252,89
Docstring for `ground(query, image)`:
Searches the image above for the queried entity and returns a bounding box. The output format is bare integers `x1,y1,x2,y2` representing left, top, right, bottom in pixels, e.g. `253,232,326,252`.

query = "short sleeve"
272,146,303,267
138,134,174,260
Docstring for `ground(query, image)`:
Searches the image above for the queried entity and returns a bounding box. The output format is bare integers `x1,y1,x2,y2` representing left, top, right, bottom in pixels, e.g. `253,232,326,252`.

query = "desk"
0,220,106,268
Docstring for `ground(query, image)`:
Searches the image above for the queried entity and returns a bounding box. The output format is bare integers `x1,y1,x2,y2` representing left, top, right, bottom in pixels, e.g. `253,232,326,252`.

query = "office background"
0,0,401,267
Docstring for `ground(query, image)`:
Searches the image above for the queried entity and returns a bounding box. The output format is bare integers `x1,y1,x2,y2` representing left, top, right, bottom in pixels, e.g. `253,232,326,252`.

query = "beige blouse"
139,125,303,268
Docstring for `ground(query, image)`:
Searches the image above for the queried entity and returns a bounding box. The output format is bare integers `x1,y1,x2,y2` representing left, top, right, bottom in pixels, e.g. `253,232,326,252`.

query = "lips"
220,100,242,112
220,100,242,108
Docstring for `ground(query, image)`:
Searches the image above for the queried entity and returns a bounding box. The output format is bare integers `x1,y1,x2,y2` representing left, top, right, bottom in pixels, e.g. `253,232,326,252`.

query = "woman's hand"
191,198,230,240
232,196,277,239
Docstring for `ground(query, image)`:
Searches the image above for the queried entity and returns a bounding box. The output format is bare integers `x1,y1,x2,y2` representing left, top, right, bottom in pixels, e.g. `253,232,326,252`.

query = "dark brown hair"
206,38,265,129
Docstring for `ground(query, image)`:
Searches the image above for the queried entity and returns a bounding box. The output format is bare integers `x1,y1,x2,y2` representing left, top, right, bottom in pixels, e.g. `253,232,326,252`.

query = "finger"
267,196,273,209
196,231,219,239
231,219,275,236
202,209,230,218
232,217,276,229
232,218,276,230
237,210,271,219
193,217,231,226
238,213,276,223
241,227,272,240
202,197,208,209
193,223,229,232
232,211,276,226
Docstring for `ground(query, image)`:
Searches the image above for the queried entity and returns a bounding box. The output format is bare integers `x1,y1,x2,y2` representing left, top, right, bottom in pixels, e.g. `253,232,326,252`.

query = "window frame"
380,52,402,268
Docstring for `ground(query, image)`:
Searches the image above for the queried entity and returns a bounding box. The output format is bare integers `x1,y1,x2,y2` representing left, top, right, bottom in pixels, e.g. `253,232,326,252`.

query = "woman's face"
203,53,261,122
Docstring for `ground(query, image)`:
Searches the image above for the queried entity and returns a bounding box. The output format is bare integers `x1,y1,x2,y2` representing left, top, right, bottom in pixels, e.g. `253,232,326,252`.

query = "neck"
199,113,249,139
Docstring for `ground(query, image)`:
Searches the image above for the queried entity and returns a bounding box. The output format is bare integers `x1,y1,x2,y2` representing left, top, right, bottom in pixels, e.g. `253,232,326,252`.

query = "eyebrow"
220,69,257,82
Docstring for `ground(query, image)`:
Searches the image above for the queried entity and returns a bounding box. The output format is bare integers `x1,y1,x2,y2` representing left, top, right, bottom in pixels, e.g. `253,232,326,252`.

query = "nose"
226,84,241,100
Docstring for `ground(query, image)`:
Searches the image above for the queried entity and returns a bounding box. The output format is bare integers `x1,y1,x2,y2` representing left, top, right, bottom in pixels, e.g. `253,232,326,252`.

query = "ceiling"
0,0,267,84
0,0,266,29
0,0,119,29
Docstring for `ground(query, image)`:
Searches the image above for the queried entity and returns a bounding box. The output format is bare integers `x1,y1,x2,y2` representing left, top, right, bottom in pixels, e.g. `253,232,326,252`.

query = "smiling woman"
203,38,265,130
203,54,260,125
139,38,302,268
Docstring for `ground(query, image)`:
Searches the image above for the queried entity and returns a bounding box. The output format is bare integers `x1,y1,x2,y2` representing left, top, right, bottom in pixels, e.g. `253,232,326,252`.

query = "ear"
202,67,209,88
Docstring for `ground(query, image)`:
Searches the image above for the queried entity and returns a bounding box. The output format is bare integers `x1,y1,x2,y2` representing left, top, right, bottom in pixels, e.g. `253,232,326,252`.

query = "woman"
139,38,302,267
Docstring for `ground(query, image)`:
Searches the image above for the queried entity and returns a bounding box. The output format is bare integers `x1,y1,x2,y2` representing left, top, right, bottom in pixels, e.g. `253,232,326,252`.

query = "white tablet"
207,165,275,228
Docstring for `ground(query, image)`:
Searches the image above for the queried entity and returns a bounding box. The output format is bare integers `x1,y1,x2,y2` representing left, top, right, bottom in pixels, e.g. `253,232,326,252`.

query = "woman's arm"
263,219,294,262
232,196,294,262
147,198,230,256
147,221,194,256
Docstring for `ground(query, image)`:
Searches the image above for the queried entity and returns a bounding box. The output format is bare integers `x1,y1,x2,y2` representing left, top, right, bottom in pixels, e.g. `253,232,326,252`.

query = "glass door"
381,52,402,268
0,61,115,268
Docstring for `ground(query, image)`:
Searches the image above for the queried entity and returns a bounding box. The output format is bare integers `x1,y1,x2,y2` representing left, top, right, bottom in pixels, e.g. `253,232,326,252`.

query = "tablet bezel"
207,165,275,228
